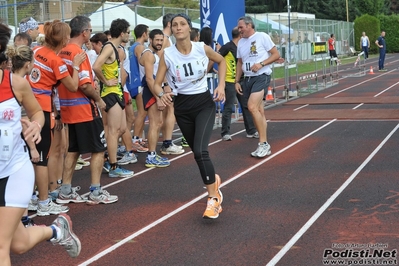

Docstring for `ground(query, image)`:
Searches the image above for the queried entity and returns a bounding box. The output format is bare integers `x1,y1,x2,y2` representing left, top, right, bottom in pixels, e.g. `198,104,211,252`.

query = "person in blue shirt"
375,30,386,71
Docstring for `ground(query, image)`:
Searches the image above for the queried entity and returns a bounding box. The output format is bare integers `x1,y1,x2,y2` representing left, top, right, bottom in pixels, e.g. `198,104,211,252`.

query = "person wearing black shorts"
328,34,340,65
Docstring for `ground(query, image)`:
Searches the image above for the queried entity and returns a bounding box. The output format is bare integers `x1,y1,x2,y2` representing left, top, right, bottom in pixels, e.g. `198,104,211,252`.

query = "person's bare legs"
147,105,163,152
161,104,175,141
34,165,49,202
90,152,105,184
61,152,80,186
132,93,147,141
0,207,52,265
47,126,67,191
160,104,184,155
247,90,267,143
122,101,135,151
106,103,126,166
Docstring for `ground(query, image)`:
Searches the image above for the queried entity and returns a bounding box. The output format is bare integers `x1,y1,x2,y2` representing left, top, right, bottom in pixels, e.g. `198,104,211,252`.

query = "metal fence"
0,1,353,62
248,13,355,62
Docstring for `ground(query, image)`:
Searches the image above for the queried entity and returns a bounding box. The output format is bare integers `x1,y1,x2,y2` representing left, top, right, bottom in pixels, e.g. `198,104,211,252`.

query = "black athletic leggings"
174,91,216,185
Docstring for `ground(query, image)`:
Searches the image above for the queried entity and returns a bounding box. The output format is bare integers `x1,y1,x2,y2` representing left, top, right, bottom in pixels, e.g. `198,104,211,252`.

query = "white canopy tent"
154,15,201,29
262,18,293,35
89,2,161,33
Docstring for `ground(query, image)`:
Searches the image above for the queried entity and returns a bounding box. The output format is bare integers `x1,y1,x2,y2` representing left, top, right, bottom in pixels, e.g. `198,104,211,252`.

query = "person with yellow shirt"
93,18,134,178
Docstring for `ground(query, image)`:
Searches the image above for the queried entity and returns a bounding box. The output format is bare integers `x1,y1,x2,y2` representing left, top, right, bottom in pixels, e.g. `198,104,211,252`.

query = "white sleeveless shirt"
361,36,368,47
139,48,160,87
163,41,209,95
0,71,30,177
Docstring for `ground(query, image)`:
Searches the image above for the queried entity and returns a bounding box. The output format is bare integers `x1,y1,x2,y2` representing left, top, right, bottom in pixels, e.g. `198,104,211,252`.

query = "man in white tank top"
360,31,370,59
139,29,171,168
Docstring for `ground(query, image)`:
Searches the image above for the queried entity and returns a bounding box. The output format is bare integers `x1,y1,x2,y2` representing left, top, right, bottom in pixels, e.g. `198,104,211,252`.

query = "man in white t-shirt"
235,16,282,158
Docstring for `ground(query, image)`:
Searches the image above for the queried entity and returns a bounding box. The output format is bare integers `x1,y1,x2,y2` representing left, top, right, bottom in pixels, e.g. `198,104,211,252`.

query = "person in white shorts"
0,25,81,263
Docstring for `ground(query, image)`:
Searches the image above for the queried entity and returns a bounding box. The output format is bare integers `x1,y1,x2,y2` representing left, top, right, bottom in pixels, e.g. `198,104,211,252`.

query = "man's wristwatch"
73,65,80,71
260,61,265,67
157,91,164,99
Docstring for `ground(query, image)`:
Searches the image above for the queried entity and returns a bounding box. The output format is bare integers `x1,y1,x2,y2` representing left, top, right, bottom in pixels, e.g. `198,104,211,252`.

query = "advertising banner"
200,0,245,45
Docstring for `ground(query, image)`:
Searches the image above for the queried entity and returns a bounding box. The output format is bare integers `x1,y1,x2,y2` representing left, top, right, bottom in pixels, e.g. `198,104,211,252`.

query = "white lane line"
324,70,394,98
266,123,399,266
78,119,337,266
352,103,364,110
293,104,309,111
374,80,399,97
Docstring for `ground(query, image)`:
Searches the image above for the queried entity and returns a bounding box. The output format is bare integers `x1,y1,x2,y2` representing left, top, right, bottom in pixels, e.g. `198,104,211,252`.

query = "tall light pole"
346,0,349,22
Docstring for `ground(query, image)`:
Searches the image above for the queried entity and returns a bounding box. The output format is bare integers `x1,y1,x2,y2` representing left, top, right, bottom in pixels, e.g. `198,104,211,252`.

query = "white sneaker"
251,143,271,158
76,155,90,167
222,134,232,141
171,142,184,150
160,144,185,155
117,152,138,165
246,132,259,138
50,214,81,258
87,189,118,204
37,200,69,216
56,186,87,204
28,198,38,211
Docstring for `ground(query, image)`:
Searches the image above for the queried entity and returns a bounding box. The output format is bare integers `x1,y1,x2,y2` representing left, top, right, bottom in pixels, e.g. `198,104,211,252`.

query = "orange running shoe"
132,142,148,153
203,197,222,219
203,175,223,219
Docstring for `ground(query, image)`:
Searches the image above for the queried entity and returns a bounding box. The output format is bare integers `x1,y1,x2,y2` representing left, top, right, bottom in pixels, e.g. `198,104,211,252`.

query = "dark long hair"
199,27,213,47
0,23,12,53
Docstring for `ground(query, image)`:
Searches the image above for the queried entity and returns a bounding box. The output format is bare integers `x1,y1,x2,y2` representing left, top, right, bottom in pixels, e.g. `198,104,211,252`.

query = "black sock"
50,225,57,240
21,216,29,223
163,140,172,148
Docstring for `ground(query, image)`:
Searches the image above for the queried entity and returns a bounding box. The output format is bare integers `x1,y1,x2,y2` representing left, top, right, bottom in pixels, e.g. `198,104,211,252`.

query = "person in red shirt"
27,20,85,216
328,34,340,65
56,15,118,204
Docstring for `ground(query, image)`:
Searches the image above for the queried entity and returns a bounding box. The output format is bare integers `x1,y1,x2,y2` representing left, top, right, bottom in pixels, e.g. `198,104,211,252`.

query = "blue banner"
200,0,245,45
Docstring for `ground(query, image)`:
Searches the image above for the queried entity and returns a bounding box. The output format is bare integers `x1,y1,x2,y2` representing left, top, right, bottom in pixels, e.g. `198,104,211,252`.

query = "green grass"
271,54,378,79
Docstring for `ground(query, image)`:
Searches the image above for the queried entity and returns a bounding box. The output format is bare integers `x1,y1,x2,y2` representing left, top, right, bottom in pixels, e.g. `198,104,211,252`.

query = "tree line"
246,0,398,22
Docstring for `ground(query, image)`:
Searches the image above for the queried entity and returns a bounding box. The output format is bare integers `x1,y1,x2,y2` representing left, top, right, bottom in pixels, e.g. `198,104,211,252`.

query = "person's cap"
171,13,192,29
19,17,38,33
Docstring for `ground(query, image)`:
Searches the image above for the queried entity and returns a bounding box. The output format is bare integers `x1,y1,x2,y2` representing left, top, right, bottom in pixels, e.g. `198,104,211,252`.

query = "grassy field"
272,54,378,79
